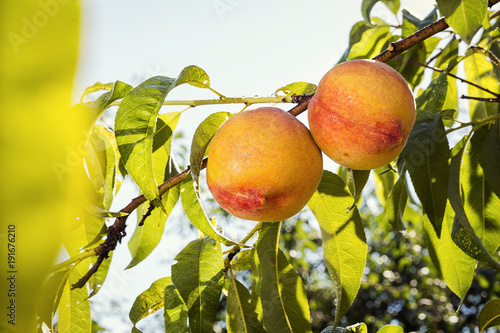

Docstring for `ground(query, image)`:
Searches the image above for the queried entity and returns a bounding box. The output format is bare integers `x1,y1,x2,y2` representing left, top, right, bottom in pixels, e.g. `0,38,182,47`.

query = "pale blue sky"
73,1,436,331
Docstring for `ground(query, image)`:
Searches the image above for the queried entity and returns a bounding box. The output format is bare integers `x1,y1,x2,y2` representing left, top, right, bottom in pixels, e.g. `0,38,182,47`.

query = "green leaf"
393,7,439,84
180,173,241,246
131,326,143,333
115,66,210,204
127,113,181,269
461,126,500,254
321,323,368,333
464,49,500,120
403,114,449,236
115,76,173,204
37,269,71,329
377,325,404,333
415,70,448,113
88,253,112,298
361,0,380,25
346,18,393,60
255,222,312,333
92,320,107,333
65,180,107,255
164,284,188,333
386,19,432,86
402,9,419,36
385,170,408,232
482,120,500,198
307,171,367,329
127,181,179,269
434,39,460,126
448,135,500,269
275,82,317,96
87,125,120,209
373,167,396,207
249,248,265,328
80,81,114,100
152,112,181,154
361,0,400,25
451,219,500,269
436,0,487,43
76,80,133,126
418,7,438,29
175,64,211,88
171,236,225,333
349,323,369,332
126,186,180,269
424,202,475,300
390,41,427,89
153,113,181,185
231,249,254,271
381,0,400,14
129,277,173,326
338,21,372,63
190,112,233,188
227,271,266,333
77,126,119,252
478,299,500,332
57,263,91,333
348,169,371,205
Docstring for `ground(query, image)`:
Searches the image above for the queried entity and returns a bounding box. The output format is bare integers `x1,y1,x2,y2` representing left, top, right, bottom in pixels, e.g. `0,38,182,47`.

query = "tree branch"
71,158,207,289
71,16,452,289
372,18,449,63
108,95,295,109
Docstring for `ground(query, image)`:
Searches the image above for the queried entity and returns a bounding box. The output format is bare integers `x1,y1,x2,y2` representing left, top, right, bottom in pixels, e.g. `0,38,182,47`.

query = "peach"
308,59,416,170
206,107,323,222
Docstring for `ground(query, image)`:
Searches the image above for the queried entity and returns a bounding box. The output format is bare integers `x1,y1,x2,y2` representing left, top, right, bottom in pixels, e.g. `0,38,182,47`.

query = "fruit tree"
13,1,500,332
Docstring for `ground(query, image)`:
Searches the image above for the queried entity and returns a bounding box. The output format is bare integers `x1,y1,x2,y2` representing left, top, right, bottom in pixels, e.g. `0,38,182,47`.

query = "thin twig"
409,59,500,97
460,95,500,103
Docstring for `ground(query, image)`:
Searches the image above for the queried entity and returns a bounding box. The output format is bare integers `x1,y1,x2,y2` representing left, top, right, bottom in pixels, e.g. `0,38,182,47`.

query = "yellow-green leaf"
57,263,91,333
115,66,210,204
227,271,266,333
424,203,475,300
377,325,404,333
171,236,224,333
308,171,367,329
180,173,241,246
436,0,487,43
129,277,172,327
464,50,499,121
164,284,188,333
255,222,312,333
478,299,500,332
190,112,233,188
275,82,317,96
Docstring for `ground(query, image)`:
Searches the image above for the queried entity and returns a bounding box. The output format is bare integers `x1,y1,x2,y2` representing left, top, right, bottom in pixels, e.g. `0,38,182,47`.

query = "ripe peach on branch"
308,59,416,170
206,107,323,222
